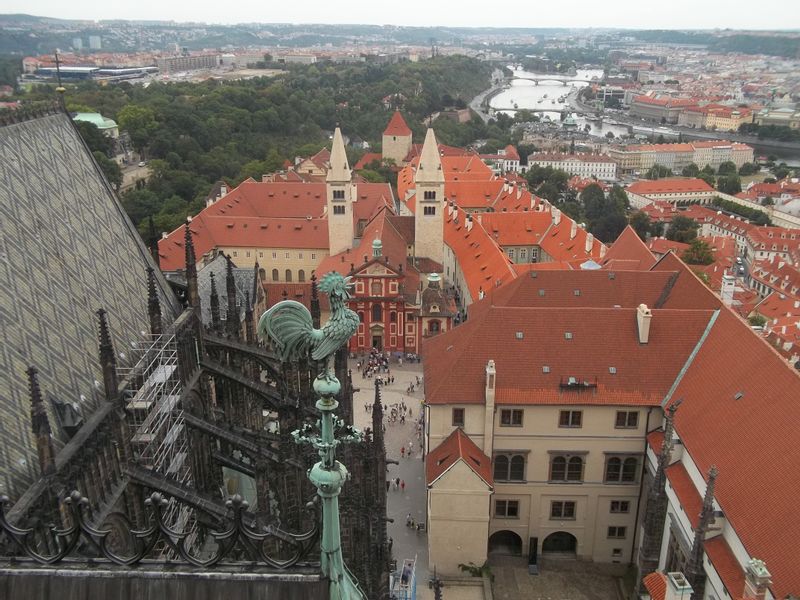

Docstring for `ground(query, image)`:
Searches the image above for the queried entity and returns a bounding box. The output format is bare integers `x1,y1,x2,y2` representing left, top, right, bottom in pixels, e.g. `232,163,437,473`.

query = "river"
489,67,800,165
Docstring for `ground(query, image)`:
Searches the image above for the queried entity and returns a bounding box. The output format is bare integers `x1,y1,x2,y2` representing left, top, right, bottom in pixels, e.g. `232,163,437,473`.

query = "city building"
626,178,716,208
71,112,119,138
479,145,521,174
381,110,413,164
608,141,754,175
754,107,800,129
527,152,618,181
155,53,220,73
677,104,753,131
629,95,698,123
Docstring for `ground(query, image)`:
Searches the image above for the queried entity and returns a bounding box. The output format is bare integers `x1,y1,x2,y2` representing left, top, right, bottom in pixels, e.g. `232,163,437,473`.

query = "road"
120,163,151,192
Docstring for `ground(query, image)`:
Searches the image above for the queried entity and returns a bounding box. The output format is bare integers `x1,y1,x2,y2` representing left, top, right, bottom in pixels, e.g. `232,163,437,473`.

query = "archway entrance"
370,324,384,350
488,530,523,555
542,531,577,555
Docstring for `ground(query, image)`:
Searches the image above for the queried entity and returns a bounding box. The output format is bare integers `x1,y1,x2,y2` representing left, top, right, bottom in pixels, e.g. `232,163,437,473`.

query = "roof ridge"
661,309,720,408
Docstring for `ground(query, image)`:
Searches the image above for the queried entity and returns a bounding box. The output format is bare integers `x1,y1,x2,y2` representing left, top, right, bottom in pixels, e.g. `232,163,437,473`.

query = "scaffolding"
119,334,196,552
390,556,417,600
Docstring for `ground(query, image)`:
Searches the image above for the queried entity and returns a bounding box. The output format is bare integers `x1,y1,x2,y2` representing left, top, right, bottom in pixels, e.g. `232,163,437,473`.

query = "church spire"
209,271,221,330
28,366,56,475
184,221,199,310
687,466,719,600
310,272,321,328
96,308,118,400
326,125,351,183
244,290,254,344
146,267,162,336
416,127,444,184
225,255,239,339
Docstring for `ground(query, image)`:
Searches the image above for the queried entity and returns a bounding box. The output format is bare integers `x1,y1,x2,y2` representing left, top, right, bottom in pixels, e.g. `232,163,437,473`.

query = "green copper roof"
72,112,118,130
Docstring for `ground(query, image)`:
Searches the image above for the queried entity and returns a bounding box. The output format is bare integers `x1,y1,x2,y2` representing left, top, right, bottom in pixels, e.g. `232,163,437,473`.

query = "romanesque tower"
381,111,413,165
414,128,445,265
326,126,354,255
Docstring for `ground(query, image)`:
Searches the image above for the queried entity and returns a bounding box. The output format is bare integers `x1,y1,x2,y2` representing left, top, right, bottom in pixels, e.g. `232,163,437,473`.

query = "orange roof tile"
383,111,412,137
602,226,657,270
354,152,384,170
705,536,746,598
665,462,703,529
627,178,714,196
643,573,667,600
426,428,493,488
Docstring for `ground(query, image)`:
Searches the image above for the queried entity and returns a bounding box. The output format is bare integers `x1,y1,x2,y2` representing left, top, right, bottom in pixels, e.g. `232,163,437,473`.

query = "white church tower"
326,126,354,255
414,128,445,265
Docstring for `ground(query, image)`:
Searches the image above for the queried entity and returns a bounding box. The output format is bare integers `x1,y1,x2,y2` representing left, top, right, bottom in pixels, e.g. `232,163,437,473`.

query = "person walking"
401,446,405,458
400,479,405,493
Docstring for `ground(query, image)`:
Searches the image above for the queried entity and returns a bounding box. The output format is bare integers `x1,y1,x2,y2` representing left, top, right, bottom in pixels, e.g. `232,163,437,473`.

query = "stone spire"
146,267,162,336
687,466,719,600
28,366,56,475
415,127,444,184
225,255,239,339
96,308,118,400
372,377,384,446
310,272,321,328
638,402,680,588
326,126,351,184
209,271,221,330
184,221,199,309
147,216,160,268
244,290,255,344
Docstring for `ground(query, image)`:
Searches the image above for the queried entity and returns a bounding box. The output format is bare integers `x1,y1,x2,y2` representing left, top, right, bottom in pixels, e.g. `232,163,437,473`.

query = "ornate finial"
147,267,162,336
28,366,56,475
687,465,719,600
184,221,199,309
245,290,254,344
96,308,118,398
372,377,384,438
310,272,321,328
209,271,221,329
225,255,238,338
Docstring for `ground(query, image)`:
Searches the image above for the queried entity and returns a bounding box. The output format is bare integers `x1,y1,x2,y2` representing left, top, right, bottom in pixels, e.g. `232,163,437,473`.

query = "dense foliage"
739,123,800,142
0,54,22,89
710,197,771,226
630,31,800,58
18,56,491,241
682,239,714,265
666,216,699,243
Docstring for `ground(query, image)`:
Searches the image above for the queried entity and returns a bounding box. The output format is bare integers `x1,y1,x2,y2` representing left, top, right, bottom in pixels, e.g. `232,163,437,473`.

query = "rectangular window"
298,253,303,259
333,205,346,215
452,408,465,427
610,500,630,513
424,190,436,200
311,253,316,259
285,252,290,259
424,206,436,216
500,409,524,427
604,456,639,484
559,410,582,428
495,500,519,518
607,526,627,539
259,252,264,258
272,252,277,259
232,251,238,257
246,251,251,258
550,501,576,520
333,189,345,200
615,411,639,428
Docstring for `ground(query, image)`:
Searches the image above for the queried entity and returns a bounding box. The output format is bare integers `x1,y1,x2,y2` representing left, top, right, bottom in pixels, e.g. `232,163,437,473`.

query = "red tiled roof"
529,152,616,164
426,428,493,488
479,211,553,246
650,252,723,310
354,152,384,170
627,178,714,196
665,462,703,529
705,536,746,598
643,572,667,600
648,238,690,255
669,306,800,598
422,306,715,407
263,282,330,312
383,110,412,137
602,226,657,270
647,430,665,454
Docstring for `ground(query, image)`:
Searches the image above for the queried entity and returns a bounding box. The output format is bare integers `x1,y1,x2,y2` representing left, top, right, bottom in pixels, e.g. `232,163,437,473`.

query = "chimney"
220,184,228,197
721,274,735,306
637,304,652,344
483,359,496,456
449,201,455,217
743,559,771,600
665,572,693,600
503,179,509,193
552,208,562,226
570,220,577,239
466,213,473,232
585,233,594,253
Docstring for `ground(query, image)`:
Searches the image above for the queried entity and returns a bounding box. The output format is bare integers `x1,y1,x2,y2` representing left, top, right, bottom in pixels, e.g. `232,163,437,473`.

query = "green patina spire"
257,271,366,600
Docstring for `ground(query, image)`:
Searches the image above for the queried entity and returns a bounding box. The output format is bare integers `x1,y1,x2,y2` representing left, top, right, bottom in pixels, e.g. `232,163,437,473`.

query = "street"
349,357,432,598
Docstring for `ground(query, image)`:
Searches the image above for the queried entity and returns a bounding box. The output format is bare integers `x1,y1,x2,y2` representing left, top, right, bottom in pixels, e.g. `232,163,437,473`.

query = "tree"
92,151,123,191
74,120,113,156
681,163,700,178
739,162,759,176
666,216,698,243
718,161,737,175
629,211,652,241
717,175,742,195
682,239,714,265
581,183,607,222
762,196,775,206
699,172,716,187
536,182,560,202
645,164,672,180
117,104,158,155
605,131,615,140
749,314,767,327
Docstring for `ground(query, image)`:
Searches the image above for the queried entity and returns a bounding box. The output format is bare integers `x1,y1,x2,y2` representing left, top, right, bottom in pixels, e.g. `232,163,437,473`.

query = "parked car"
736,257,743,265
138,161,147,167
738,266,746,275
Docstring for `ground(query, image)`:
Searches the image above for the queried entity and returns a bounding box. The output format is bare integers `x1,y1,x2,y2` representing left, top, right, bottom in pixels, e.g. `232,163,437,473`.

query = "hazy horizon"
2,0,798,31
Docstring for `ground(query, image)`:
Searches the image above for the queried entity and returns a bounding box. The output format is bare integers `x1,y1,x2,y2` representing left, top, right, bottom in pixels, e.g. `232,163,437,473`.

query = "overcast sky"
4,0,798,30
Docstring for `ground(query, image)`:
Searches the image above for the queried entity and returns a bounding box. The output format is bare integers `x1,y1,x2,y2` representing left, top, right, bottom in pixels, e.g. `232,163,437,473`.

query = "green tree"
717,175,742,195
645,164,672,180
762,196,775,206
682,239,714,265
74,120,113,156
629,211,652,241
666,216,698,243
92,151,123,191
117,104,158,155
748,314,767,327
681,163,700,178
739,162,759,176
581,183,607,222
717,161,737,175
699,172,716,187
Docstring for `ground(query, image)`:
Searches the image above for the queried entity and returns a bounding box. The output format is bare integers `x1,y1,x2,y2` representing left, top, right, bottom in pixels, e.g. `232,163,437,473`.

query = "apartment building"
527,152,618,181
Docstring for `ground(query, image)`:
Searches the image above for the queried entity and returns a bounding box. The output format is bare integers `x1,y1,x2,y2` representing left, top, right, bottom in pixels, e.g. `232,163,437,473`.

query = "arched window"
358,311,364,323
285,269,292,282
371,281,382,296
567,457,583,481
259,268,266,280
622,457,638,482
372,303,382,321
550,456,566,481
298,269,305,282
272,269,279,282
390,311,397,323
509,455,525,481
605,457,621,482
493,455,509,481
